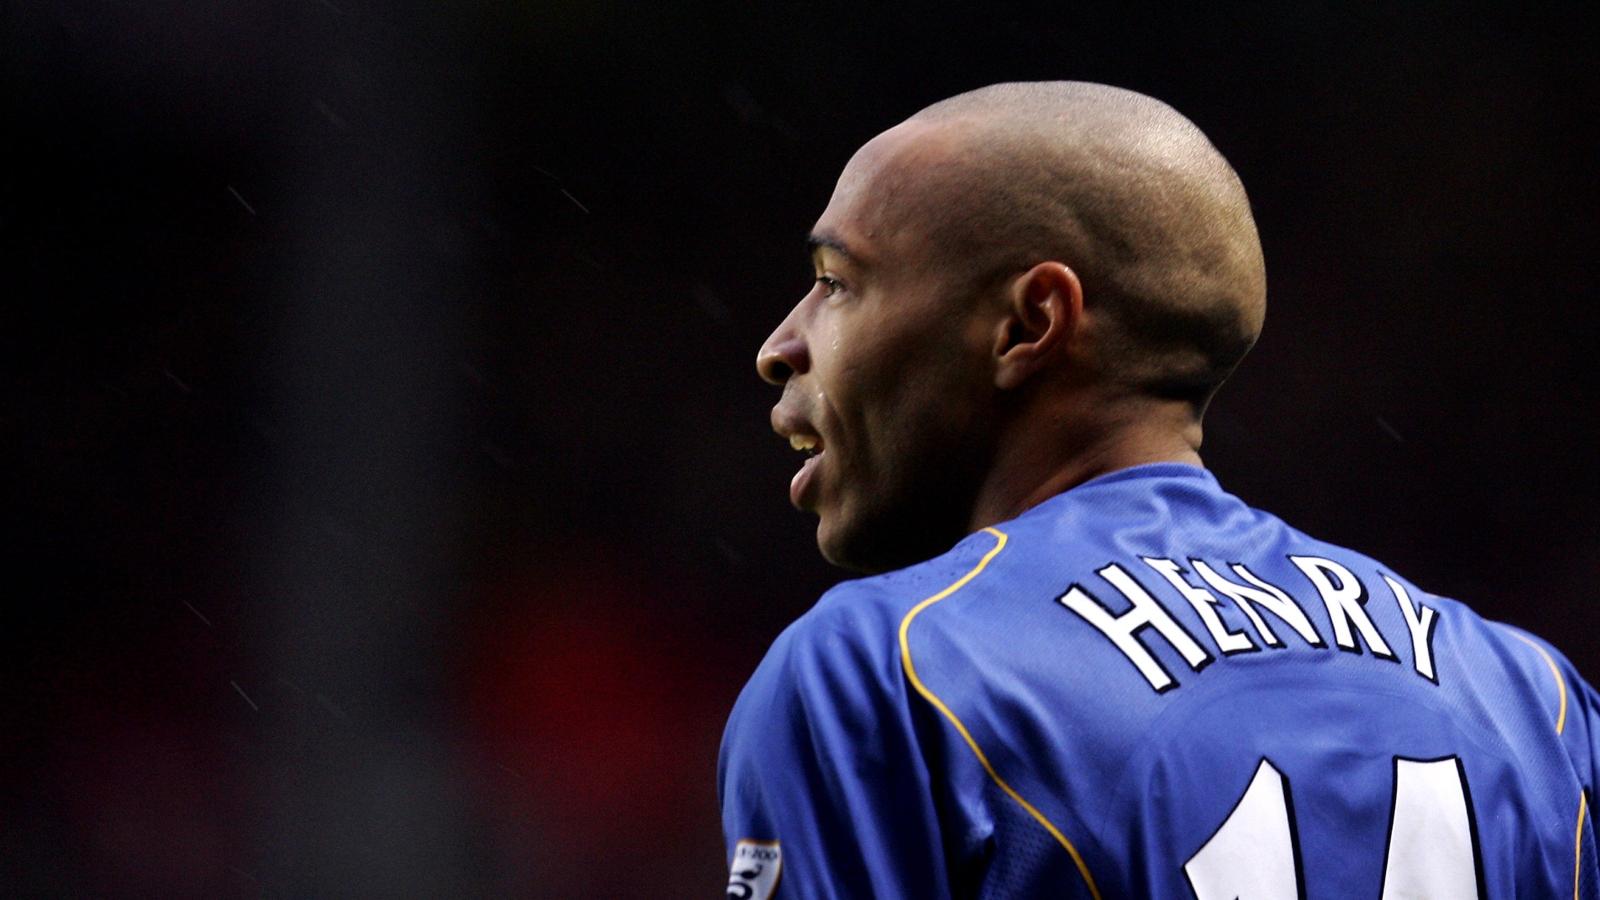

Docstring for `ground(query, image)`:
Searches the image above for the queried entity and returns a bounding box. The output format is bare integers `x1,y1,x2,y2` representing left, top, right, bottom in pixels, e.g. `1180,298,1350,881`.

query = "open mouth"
786,431,825,508
788,432,823,458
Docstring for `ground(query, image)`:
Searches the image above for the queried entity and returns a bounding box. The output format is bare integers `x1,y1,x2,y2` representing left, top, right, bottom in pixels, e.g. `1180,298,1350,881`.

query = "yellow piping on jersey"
1576,790,1588,900
1512,632,1568,734
898,526,1104,900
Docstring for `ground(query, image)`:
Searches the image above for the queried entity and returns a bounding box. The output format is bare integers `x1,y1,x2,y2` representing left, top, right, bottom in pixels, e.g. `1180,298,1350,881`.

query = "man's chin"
816,519,872,573
816,515,885,573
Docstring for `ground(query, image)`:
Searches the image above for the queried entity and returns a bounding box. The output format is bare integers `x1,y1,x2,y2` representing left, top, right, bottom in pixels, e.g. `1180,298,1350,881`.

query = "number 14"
1185,756,1482,899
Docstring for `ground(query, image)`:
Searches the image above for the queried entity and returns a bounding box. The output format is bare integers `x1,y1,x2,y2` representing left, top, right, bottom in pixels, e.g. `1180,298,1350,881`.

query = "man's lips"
772,406,825,509
790,450,824,509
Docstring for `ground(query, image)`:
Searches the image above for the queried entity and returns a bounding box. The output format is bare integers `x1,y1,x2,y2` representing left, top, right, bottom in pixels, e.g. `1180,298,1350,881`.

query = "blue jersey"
720,463,1599,899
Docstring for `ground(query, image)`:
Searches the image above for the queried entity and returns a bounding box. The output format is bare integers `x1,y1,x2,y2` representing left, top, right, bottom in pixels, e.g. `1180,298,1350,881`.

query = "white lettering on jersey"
1184,759,1300,898
1059,556,1441,692
1058,563,1212,692
1380,758,1482,898
1384,574,1440,683
726,840,781,900
1187,756,1483,898
1289,555,1397,660
1143,557,1257,655
1194,560,1326,649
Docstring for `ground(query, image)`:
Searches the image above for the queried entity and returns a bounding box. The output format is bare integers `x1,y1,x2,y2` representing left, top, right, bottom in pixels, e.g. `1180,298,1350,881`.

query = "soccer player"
719,82,1600,898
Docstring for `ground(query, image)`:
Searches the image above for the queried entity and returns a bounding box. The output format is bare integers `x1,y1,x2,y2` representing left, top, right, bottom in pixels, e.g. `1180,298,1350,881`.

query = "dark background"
3,1,1596,895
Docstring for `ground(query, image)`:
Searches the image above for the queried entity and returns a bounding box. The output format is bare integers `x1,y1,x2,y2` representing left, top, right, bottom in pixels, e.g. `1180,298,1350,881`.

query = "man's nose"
757,326,809,386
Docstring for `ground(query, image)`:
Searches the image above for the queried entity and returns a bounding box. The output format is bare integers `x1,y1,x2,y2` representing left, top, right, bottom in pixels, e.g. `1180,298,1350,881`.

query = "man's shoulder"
785,528,1012,647
728,530,1011,724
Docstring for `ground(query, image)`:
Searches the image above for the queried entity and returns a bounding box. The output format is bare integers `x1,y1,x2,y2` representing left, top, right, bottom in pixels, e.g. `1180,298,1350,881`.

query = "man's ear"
992,261,1083,390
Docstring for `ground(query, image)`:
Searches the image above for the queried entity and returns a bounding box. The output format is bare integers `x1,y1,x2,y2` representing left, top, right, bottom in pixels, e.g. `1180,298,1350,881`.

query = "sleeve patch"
726,839,781,899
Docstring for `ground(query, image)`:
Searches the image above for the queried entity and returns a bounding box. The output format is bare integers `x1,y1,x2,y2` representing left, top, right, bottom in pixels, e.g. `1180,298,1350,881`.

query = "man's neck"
967,401,1204,531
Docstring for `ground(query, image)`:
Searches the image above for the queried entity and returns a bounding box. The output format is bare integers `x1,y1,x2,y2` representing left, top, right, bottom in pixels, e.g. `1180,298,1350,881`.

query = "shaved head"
884,82,1266,409
760,82,1267,570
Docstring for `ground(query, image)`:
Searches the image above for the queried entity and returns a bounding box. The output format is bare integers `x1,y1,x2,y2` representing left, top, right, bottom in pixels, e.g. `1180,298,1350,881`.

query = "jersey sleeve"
1550,642,1600,806
1541,638,1600,894
1511,629,1600,795
1501,625,1600,883
718,588,954,900
1564,663,1600,797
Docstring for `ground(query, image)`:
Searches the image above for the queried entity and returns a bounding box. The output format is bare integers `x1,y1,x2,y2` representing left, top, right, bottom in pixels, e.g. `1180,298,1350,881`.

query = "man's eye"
815,275,843,296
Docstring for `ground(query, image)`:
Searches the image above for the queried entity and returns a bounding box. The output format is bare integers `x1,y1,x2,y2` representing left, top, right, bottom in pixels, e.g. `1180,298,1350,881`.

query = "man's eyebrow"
806,232,858,263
